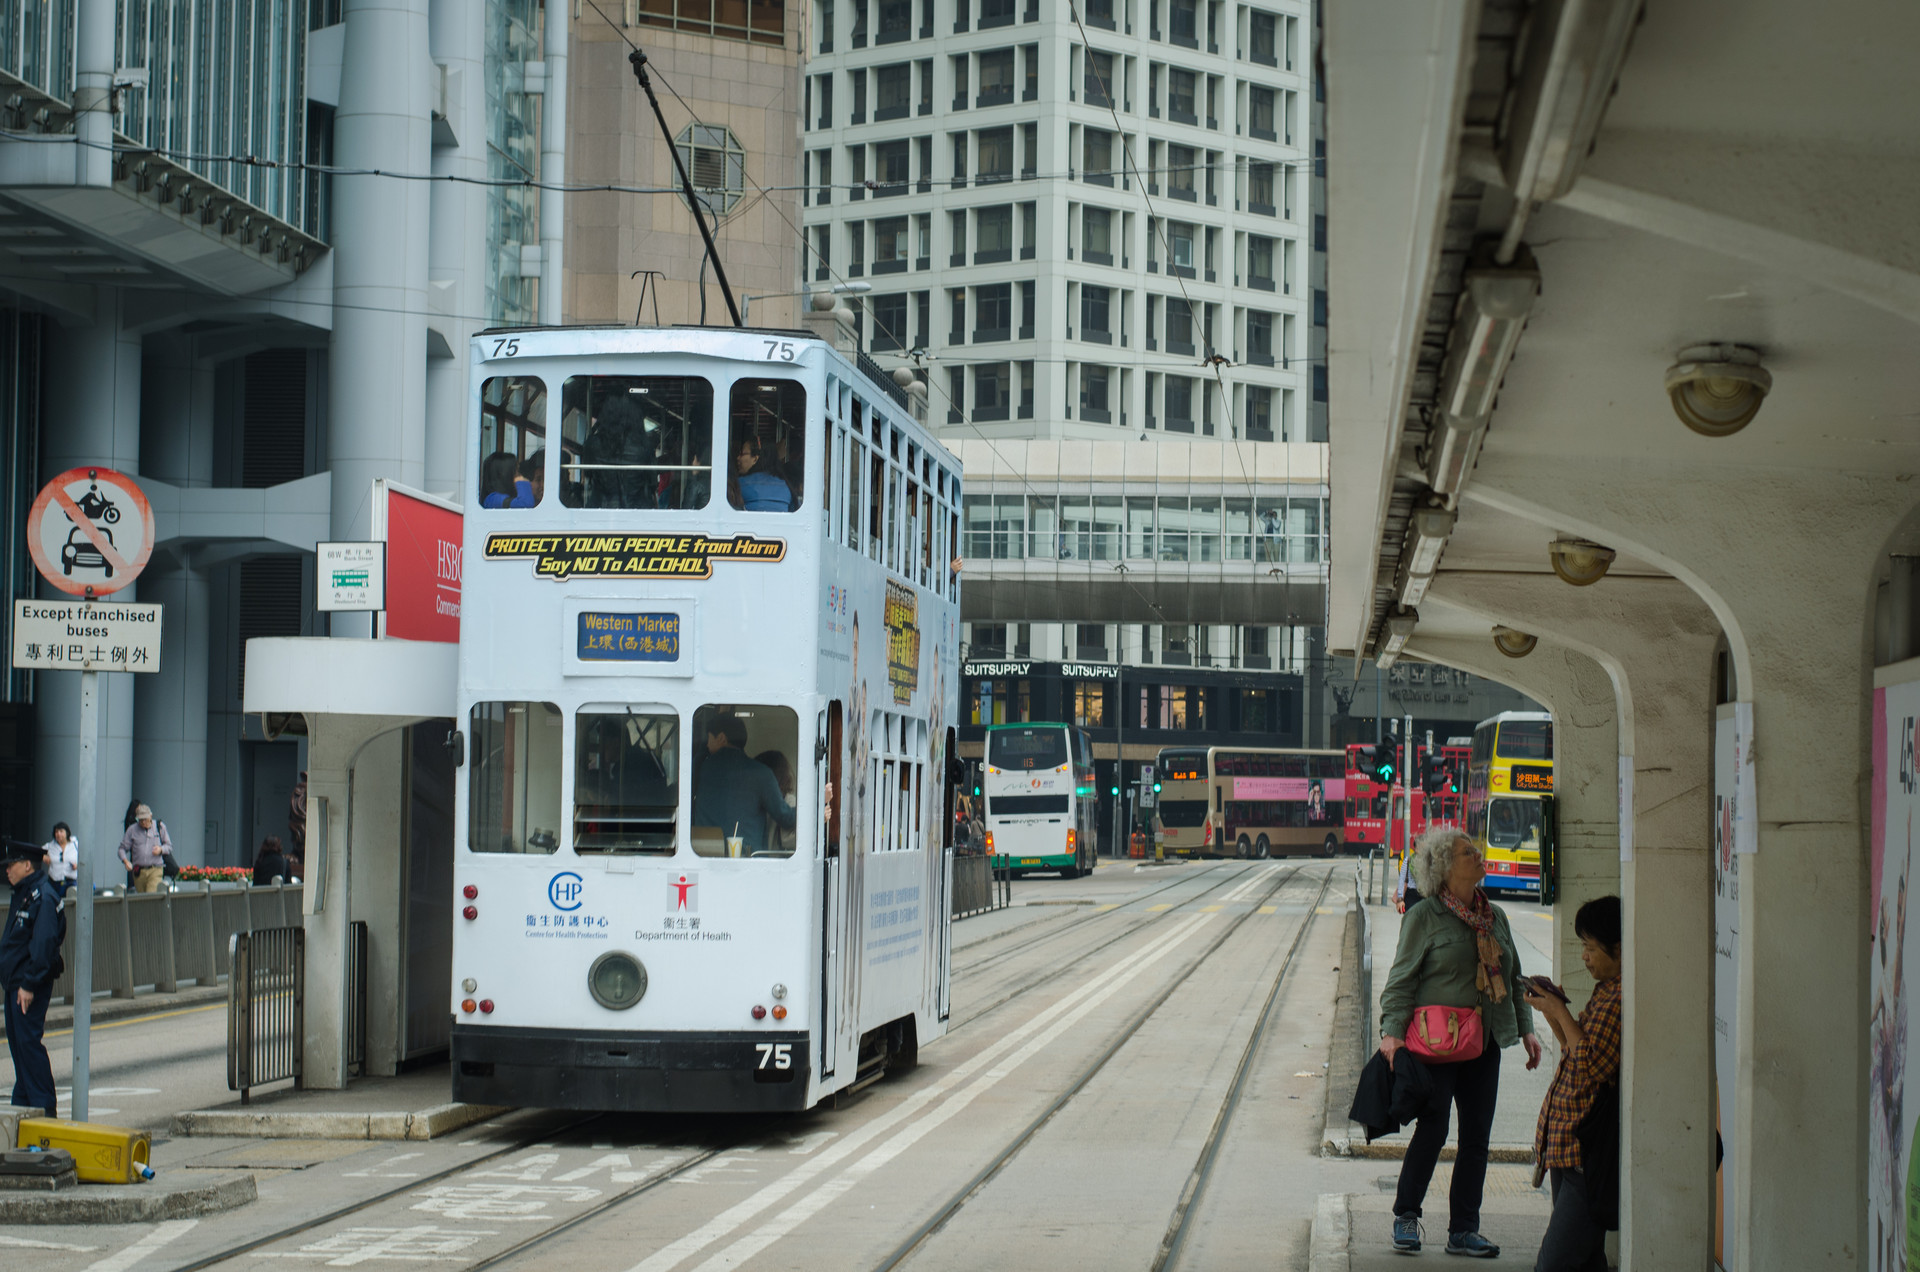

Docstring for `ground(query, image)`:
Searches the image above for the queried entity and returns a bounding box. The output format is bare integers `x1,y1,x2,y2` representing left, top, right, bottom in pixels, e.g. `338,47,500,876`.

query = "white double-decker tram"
452,324,962,1112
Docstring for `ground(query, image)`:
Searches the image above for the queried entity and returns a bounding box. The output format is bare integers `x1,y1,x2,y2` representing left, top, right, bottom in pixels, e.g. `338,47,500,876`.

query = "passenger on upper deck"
730,436,794,512
480,452,524,508
693,715,796,856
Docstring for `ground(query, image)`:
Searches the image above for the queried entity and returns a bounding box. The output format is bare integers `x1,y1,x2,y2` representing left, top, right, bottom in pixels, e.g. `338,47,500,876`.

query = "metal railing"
228,926,304,1104
1354,863,1375,1054
50,882,304,1003
951,852,1010,918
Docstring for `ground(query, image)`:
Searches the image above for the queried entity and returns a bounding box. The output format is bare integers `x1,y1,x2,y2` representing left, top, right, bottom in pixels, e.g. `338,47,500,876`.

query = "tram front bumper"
452,1024,813,1113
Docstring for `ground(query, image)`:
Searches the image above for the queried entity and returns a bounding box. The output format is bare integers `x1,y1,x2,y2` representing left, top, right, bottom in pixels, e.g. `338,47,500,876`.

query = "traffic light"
1152,779,1162,794
1110,784,1120,797
1422,754,1445,796
1369,745,1396,785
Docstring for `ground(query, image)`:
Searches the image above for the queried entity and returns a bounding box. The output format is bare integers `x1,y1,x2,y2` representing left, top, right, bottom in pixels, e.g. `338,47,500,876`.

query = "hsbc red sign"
376,481,460,643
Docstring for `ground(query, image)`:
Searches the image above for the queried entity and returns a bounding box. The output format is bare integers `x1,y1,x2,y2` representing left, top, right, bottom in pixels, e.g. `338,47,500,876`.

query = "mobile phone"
1525,975,1569,1003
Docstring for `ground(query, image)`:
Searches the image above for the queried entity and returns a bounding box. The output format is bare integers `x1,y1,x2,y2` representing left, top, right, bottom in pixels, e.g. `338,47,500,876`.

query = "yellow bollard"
16,1118,151,1184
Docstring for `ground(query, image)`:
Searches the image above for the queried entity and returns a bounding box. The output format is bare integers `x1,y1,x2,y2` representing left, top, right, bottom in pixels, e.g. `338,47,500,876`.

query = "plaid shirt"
1535,977,1622,1170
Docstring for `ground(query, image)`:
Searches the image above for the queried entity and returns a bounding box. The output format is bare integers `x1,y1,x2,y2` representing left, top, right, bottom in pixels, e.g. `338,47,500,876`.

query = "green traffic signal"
1152,781,1162,793
1110,785,1120,797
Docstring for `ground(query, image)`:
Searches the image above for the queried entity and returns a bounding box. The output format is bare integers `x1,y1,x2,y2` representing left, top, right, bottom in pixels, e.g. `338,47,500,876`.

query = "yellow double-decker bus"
1464,711,1553,894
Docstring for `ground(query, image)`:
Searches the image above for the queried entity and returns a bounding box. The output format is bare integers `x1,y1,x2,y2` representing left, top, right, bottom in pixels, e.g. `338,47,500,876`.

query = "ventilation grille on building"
237,557,304,699
242,350,308,489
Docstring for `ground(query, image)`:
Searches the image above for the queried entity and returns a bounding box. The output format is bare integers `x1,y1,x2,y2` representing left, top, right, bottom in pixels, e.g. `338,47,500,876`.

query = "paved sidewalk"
173,1063,504,1140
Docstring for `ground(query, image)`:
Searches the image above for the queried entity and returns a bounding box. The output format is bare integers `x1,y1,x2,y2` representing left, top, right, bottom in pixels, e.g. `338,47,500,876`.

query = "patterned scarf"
1440,885,1508,1003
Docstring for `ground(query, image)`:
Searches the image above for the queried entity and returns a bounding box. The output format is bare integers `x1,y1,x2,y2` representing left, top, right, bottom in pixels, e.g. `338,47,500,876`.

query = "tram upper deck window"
468,702,563,853
728,379,807,512
479,377,548,509
560,375,714,510
690,704,801,858
574,710,679,855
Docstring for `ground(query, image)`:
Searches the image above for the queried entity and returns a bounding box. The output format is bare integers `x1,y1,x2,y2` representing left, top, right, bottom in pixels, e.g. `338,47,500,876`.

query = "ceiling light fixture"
1492,626,1539,659
1664,345,1772,437
1549,538,1616,587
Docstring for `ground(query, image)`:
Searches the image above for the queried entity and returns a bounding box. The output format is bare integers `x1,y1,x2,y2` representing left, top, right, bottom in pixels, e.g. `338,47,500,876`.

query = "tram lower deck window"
691,704,801,858
728,379,807,512
468,702,563,854
575,710,680,855
561,375,714,510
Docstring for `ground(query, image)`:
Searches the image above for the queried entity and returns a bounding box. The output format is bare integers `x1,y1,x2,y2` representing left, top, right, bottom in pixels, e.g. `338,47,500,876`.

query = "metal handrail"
1355,862,1374,1054
228,926,304,1104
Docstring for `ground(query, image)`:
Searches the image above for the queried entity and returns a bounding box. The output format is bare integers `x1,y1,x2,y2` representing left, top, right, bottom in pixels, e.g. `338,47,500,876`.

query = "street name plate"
11,599,164,673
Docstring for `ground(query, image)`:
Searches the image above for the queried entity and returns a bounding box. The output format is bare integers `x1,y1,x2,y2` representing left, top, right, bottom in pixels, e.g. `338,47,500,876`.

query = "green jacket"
1380,896,1535,1048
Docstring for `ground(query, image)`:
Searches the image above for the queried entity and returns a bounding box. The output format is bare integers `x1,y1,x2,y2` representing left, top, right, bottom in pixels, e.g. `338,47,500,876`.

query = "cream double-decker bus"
452,324,961,1112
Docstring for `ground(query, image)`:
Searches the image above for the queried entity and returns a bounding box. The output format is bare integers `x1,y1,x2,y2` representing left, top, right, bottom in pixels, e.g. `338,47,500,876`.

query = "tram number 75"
762,340,796,361
755,1043,793,1070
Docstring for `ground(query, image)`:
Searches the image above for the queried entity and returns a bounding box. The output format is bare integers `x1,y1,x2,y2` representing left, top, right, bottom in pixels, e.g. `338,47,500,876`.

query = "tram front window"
479,377,548,509
560,375,714,510
468,701,563,854
728,379,806,512
574,710,679,855
690,704,801,858
1486,797,1543,849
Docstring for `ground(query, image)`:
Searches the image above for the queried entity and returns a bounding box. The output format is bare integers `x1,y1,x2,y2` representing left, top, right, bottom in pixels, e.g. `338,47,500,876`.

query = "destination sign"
486,533,785,580
1511,764,1555,793
577,612,680,662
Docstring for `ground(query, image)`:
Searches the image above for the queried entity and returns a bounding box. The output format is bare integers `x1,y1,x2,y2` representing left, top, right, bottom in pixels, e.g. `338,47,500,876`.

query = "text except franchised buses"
17,602,160,626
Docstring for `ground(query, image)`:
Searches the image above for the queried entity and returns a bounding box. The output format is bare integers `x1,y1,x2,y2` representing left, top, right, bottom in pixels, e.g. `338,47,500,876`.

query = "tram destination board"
1511,763,1555,793
12,599,163,673
578,611,681,662
485,532,785,580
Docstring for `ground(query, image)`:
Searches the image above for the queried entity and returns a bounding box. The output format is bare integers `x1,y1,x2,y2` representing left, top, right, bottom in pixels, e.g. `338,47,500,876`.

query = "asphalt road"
3,859,1416,1271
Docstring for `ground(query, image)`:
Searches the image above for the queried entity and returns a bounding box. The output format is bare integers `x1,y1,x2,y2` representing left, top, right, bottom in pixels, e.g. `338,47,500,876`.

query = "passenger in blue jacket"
2,837,65,1114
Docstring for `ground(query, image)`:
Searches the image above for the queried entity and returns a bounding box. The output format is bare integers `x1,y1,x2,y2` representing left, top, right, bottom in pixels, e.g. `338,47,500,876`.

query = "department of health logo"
549,871,584,911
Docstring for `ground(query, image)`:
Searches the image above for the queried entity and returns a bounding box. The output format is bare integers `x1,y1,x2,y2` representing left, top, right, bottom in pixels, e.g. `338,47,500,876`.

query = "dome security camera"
1549,538,1616,587
1492,626,1538,659
1664,344,1772,437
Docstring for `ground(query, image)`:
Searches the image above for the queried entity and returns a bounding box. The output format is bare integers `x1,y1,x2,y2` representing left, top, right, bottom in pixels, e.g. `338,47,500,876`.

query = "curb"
172,1102,507,1141
0,1170,255,1225
1308,1193,1350,1272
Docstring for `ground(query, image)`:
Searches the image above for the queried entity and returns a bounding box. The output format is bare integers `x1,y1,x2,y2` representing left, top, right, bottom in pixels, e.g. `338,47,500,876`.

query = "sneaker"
1445,1231,1500,1258
1392,1213,1423,1253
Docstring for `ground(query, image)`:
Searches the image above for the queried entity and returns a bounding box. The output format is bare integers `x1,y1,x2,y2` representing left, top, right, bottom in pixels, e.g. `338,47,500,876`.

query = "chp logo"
548,871,584,911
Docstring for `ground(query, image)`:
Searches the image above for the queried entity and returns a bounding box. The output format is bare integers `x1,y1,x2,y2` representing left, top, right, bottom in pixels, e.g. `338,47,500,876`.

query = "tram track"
948,863,1233,974
865,863,1334,1272
944,862,1268,1034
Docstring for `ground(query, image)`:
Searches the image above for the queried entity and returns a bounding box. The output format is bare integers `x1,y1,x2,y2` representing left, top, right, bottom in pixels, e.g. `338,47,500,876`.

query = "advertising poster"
376,482,461,643
1711,705,1751,1270
1871,664,1920,1272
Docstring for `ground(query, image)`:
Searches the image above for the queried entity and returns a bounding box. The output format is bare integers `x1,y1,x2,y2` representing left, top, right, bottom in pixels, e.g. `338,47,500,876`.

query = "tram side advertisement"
1871,666,1920,1272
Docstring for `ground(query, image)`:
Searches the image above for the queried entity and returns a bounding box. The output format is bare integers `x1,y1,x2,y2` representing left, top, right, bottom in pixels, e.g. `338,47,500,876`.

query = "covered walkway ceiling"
1324,0,1920,667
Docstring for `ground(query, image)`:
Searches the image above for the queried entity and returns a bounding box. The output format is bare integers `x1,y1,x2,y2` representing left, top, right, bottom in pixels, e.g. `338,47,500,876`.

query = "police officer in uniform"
2,837,65,1114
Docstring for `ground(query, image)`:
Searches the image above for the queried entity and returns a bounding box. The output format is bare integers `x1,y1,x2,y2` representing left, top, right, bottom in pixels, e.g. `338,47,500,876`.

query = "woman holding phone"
1378,826,1542,1257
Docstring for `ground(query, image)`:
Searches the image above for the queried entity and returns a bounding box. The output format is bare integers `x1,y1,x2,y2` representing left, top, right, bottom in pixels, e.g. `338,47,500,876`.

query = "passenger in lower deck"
693,715,796,855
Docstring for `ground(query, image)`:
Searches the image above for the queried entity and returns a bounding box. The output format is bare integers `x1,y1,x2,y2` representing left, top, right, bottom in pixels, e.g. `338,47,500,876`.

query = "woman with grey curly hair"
1376,825,1542,1258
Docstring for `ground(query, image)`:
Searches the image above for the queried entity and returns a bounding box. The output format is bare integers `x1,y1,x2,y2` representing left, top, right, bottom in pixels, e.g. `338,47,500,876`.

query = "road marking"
0,1235,100,1251
1145,903,1173,911
408,1182,601,1221
1258,906,1276,914
1219,873,1269,905
254,1224,497,1266
627,915,1211,1272
553,1152,682,1184
48,1002,224,1038
82,1220,197,1272
342,1151,424,1179
469,1152,560,1182
783,1131,838,1155
641,918,1213,1272
1200,905,1223,912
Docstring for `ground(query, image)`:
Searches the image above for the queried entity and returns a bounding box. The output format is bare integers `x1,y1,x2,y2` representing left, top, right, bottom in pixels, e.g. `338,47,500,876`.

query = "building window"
1081,286,1112,343
1251,12,1277,65
978,48,1017,105
872,294,909,352
676,124,746,215
1073,682,1108,727
1247,310,1274,366
1169,69,1198,123
876,141,911,195
1080,364,1112,422
1086,50,1116,107
874,216,910,271
879,0,912,40
980,0,1016,27
1168,144,1197,200
975,362,1012,421
635,0,788,46
978,126,1015,183
1247,160,1275,213
975,283,1013,342
1084,207,1113,265
1165,375,1195,431
975,204,1014,262
1084,128,1115,186
1246,385,1273,440
1168,222,1196,276
1165,298,1194,355
1249,86,1276,140
876,63,912,119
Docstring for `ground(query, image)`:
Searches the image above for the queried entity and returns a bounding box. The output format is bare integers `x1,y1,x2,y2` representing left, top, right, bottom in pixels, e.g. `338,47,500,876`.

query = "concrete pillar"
71,0,114,188
1404,631,1620,999
1464,462,1920,1271
37,290,141,859
330,0,432,580
1429,574,1722,1272
424,0,491,501
539,0,568,326
133,334,213,865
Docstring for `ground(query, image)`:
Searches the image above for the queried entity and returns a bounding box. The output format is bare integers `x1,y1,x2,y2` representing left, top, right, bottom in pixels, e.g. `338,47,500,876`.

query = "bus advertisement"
1154,746,1346,858
1465,711,1554,893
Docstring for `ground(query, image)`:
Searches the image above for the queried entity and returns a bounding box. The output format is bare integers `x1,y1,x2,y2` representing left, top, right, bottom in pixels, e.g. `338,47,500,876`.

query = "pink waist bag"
1406,1004,1485,1063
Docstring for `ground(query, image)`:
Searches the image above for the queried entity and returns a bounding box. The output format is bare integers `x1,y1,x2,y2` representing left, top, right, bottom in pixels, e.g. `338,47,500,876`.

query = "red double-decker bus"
1343,741,1470,858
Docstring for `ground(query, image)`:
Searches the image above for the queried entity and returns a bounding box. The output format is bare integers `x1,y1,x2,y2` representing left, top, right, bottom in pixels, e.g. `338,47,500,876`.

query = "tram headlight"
588,951,648,1010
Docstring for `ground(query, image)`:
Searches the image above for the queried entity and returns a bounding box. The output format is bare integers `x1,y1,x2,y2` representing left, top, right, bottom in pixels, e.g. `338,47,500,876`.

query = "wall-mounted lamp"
1665,344,1771,437
1549,538,1616,587
1421,243,1542,497
1492,626,1539,659
1397,505,1457,607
